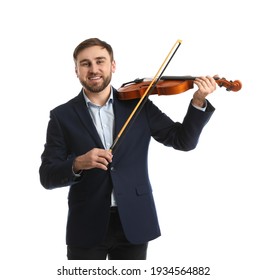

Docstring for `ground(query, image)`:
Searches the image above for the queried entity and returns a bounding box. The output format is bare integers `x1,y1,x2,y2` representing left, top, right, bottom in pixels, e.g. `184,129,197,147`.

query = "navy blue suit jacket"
39,88,215,248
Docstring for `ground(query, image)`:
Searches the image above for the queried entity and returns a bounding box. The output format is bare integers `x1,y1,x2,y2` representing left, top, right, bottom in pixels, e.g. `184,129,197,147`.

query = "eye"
96,59,105,65
80,61,90,67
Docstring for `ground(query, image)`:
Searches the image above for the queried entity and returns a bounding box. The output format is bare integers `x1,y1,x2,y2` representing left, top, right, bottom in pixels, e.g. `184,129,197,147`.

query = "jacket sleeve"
39,110,82,190
146,99,215,151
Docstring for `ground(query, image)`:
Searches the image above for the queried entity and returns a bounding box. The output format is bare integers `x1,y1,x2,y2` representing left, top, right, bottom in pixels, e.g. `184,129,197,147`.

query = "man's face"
75,46,116,94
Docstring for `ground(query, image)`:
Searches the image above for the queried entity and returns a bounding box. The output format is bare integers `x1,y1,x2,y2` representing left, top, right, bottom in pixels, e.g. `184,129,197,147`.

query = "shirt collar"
82,87,114,107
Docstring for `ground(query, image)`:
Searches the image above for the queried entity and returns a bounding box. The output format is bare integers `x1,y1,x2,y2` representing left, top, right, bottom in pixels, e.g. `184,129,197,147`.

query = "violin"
110,39,242,154
117,76,242,100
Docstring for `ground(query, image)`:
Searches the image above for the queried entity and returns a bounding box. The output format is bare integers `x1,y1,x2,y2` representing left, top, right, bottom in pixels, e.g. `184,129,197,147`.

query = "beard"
80,74,112,93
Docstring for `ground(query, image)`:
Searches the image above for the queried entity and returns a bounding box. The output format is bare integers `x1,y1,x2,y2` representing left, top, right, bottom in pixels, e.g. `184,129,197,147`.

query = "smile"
89,76,101,80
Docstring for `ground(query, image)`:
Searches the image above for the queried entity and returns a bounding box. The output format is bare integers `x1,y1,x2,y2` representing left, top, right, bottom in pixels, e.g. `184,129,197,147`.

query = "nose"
89,62,98,73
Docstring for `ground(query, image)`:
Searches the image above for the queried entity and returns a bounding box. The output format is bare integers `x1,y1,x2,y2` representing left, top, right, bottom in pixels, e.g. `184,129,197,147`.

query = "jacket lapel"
72,91,104,148
113,89,133,140
112,88,140,154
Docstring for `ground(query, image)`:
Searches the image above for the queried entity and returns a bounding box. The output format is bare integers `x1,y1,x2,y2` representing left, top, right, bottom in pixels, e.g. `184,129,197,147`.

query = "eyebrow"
95,56,107,60
79,56,107,63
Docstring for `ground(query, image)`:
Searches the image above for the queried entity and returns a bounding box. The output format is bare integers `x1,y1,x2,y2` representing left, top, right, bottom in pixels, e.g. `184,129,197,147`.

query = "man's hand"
192,76,217,108
73,148,113,172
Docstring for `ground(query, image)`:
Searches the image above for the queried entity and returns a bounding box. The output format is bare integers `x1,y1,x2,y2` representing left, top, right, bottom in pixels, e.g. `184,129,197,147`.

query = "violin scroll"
215,77,242,92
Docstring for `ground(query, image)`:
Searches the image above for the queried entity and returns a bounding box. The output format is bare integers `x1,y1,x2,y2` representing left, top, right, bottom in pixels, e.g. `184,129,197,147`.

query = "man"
39,38,216,260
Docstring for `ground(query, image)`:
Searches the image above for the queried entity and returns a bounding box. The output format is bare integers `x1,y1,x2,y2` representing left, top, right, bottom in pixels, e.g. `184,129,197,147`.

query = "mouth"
88,76,102,81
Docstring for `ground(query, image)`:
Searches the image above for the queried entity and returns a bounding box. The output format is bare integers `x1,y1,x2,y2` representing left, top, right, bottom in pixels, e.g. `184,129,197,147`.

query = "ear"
75,67,78,77
111,60,116,73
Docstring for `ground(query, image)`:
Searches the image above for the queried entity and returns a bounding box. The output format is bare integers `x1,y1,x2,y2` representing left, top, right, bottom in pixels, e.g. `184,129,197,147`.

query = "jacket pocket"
135,184,152,196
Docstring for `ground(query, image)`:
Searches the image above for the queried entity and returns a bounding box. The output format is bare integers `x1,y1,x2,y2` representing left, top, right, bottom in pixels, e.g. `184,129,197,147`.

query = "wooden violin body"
117,76,242,100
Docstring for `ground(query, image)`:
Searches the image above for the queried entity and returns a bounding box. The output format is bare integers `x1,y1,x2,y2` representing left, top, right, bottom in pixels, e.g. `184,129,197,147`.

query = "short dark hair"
73,38,114,62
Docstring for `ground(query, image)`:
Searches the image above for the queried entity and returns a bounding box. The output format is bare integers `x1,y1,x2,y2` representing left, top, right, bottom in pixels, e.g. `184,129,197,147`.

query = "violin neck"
161,76,196,80
161,76,220,81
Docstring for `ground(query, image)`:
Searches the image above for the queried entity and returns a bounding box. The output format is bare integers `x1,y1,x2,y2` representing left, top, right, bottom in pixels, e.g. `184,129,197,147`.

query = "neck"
84,86,111,106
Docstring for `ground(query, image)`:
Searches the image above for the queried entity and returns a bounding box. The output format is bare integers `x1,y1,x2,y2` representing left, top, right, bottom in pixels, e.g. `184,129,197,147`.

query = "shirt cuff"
192,100,207,112
72,165,83,177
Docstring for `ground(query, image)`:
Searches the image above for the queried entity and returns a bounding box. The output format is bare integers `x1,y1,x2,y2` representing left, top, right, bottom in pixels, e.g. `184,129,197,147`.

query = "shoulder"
51,90,84,114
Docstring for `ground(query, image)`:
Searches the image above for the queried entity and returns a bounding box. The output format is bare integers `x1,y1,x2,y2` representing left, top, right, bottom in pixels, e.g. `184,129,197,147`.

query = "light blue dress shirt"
84,90,114,150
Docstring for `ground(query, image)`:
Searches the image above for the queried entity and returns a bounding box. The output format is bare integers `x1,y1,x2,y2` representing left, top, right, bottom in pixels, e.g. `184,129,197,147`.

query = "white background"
1,0,266,279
